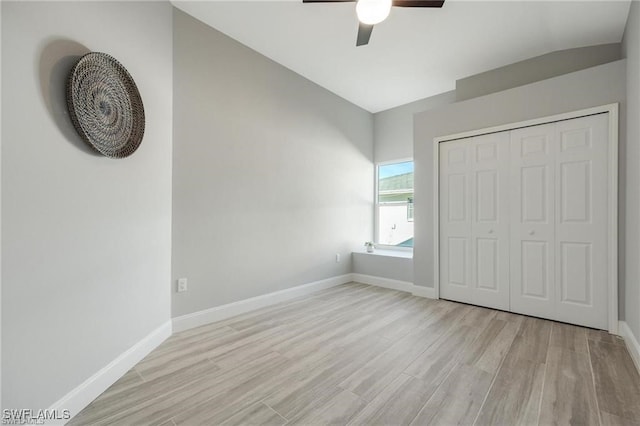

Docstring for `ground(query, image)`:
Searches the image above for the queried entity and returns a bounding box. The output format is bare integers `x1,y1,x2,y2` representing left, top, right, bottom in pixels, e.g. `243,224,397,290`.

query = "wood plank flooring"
71,283,640,426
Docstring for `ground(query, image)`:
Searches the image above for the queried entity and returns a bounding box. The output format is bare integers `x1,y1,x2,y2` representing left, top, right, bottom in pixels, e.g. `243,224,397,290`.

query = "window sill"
356,249,413,259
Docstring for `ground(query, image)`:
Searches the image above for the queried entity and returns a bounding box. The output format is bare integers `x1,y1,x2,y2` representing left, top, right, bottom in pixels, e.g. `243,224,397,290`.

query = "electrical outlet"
177,278,188,293
335,253,341,263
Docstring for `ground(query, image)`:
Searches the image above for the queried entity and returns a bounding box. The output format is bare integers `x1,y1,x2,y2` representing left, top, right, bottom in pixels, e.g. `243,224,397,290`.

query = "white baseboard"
351,273,437,299
172,274,352,332
172,273,437,334
48,320,172,425
411,285,437,299
619,321,640,374
351,273,413,293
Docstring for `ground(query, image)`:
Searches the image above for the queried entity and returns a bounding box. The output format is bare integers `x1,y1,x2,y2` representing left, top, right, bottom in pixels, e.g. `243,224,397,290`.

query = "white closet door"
509,114,609,329
440,113,610,329
470,132,510,310
440,139,472,303
509,123,557,320
554,114,608,329
440,132,510,309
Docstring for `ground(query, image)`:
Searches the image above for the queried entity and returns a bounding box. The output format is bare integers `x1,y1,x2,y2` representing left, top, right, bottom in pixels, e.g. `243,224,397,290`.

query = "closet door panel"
509,124,556,320
470,132,510,310
439,140,472,303
439,132,509,309
554,114,608,329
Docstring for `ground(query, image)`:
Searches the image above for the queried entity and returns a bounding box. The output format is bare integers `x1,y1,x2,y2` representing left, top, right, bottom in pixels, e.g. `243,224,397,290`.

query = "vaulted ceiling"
172,0,631,112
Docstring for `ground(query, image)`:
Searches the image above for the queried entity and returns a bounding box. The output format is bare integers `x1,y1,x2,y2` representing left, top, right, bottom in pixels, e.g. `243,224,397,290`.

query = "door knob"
529,230,535,235
488,229,494,234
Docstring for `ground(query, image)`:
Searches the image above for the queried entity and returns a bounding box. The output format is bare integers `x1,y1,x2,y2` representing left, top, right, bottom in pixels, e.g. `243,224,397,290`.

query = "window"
376,161,414,248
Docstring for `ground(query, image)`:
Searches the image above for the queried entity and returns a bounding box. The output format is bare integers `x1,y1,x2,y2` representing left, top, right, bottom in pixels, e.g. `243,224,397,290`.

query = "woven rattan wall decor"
66,52,145,158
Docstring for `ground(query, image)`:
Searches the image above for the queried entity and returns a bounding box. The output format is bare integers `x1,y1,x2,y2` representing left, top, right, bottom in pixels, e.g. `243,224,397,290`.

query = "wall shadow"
38,38,100,156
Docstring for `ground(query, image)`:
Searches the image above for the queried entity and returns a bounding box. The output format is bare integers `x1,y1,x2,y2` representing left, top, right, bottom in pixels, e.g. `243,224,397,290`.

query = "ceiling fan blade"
356,23,374,46
302,0,356,3
392,0,445,7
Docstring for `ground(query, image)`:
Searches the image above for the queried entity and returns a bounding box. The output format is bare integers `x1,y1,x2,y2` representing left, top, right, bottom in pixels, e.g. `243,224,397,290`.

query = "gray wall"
374,92,455,163
456,43,623,102
374,44,623,166
1,1,173,410
172,10,373,317
352,252,413,283
414,61,626,302
623,1,640,342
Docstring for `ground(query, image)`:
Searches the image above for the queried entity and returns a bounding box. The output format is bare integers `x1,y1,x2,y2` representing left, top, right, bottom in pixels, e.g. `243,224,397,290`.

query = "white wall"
414,60,626,299
1,1,173,411
623,0,640,343
172,9,373,317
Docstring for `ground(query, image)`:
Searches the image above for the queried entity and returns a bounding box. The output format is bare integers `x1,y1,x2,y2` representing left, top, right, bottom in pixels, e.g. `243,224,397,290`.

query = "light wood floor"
71,283,640,426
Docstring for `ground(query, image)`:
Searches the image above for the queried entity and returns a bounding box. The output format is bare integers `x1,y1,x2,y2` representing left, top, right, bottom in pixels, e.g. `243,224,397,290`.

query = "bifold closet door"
508,122,557,320
439,113,610,329
439,132,510,310
509,114,609,329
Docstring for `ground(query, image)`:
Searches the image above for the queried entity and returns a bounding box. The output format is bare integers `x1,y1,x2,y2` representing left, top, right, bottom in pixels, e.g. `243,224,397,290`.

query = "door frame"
432,103,619,334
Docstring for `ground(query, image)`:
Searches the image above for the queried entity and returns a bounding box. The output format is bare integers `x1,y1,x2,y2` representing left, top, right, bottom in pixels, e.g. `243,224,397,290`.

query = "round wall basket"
66,52,145,158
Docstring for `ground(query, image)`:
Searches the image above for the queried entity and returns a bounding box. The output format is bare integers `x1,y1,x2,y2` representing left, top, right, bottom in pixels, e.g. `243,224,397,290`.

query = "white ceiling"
172,0,631,113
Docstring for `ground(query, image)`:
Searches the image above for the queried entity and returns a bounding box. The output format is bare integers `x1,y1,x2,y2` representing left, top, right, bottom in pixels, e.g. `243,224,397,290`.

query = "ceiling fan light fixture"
356,0,392,25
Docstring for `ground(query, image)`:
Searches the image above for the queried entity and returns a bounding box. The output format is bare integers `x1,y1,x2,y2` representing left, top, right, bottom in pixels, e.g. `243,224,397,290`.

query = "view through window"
377,161,414,248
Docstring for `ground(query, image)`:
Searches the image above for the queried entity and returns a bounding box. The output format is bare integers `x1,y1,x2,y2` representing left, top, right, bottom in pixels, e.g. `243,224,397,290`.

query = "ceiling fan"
302,0,445,46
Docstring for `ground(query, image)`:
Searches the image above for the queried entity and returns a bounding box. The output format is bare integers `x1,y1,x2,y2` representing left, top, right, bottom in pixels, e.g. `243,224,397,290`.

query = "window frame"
374,158,414,252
